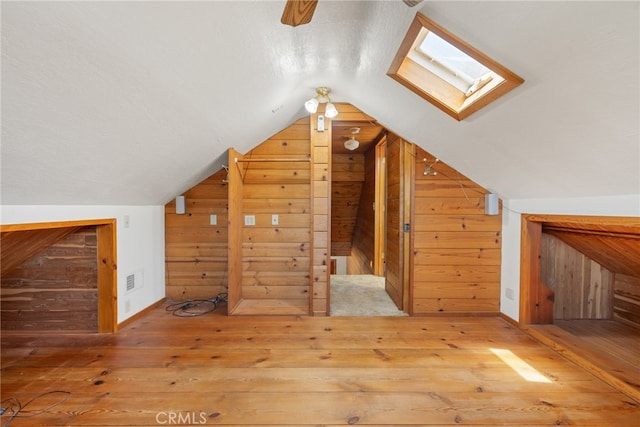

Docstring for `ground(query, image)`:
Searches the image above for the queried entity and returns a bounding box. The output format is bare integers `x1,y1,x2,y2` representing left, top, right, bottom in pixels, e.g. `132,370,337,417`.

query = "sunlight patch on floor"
490,348,552,383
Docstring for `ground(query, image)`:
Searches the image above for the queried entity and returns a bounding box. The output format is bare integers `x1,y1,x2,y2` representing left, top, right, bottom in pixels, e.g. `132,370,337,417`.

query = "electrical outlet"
125,299,131,313
271,214,279,226
210,214,217,225
244,215,255,226
505,288,515,300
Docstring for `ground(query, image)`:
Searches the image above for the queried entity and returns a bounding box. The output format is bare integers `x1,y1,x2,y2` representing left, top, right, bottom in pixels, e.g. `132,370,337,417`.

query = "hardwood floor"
524,319,640,403
2,304,639,426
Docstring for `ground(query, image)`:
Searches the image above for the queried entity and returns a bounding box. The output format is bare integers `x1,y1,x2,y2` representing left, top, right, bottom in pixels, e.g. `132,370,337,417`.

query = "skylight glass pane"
418,32,491,84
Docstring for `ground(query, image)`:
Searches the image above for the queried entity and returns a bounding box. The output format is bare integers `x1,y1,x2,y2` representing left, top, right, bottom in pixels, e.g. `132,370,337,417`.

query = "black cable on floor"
165,292,228,317
0,390,70,427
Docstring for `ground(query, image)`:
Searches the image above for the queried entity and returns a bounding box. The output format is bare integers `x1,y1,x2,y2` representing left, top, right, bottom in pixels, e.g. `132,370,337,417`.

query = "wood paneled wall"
541,233,614,320
412,146,502,315
613,274,640,328
1,227,98,331
165,118,319,315
166,108,505,316
348,146,376,275
331,153,364,256
230,118,313,315
165,169,229,300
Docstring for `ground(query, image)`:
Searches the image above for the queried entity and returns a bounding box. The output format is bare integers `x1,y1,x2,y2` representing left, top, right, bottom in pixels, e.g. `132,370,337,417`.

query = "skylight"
388,13,523,121
410,30,501,97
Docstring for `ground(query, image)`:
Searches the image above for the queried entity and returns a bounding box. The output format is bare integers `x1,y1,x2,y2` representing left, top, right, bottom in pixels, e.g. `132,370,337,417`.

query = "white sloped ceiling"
1,1,638,205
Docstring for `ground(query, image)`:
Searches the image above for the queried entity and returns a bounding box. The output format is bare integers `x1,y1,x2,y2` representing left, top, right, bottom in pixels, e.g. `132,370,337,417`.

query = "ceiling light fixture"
344,127,360,151
305,87,338,118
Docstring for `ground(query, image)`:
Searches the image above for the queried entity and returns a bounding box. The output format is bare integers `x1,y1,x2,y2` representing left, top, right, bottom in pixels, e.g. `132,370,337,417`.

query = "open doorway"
328,109,410,316
330,274,406,316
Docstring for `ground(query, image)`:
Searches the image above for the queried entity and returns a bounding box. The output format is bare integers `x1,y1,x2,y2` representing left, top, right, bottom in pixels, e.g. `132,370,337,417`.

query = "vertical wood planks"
97,221,118,333
227,149,244,313
541,234,613,320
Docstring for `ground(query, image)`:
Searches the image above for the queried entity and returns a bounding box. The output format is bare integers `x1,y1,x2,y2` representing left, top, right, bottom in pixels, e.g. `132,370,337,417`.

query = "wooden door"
384,134,412,311
374,138,387,276
401,140,414,312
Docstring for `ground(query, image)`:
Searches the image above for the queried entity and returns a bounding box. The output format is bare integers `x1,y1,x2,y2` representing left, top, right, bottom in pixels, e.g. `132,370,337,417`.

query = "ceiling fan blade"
281,0,319,27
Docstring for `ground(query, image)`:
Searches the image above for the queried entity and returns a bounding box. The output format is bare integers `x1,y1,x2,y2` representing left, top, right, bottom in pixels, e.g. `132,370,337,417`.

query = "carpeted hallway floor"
330,274,408,316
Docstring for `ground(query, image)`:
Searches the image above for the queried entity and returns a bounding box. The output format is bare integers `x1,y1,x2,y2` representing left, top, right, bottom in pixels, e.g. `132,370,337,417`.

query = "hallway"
330,274,407,316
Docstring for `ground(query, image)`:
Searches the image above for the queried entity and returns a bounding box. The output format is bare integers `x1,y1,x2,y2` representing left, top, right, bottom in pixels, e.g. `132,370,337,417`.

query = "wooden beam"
97,221,118,333
310,112,331,316
227,148,244,314
519,217,554,324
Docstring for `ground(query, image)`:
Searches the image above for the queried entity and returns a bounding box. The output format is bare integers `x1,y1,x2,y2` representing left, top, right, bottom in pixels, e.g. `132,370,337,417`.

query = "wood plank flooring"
2,305,639,426
525,319,640,403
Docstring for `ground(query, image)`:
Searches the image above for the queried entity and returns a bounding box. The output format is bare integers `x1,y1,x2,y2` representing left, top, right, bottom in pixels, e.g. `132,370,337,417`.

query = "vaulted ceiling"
1,1,638,206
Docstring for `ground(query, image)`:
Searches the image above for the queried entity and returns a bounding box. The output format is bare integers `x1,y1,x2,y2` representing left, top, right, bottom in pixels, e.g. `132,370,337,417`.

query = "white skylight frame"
388,13,524,121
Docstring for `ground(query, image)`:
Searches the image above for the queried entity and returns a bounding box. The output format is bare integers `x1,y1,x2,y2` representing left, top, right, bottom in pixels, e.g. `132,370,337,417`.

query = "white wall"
331,256,347,275
500,195,640,321
0,205,165,324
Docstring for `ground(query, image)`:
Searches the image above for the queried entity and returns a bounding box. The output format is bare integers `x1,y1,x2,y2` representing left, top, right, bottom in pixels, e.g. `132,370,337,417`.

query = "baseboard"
498,312,520,327
117,298,166,330
412,312,499,317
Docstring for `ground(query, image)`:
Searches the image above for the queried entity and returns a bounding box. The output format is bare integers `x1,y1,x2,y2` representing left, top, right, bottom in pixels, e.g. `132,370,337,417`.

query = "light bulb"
324,102,338,118
305,98,319,113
